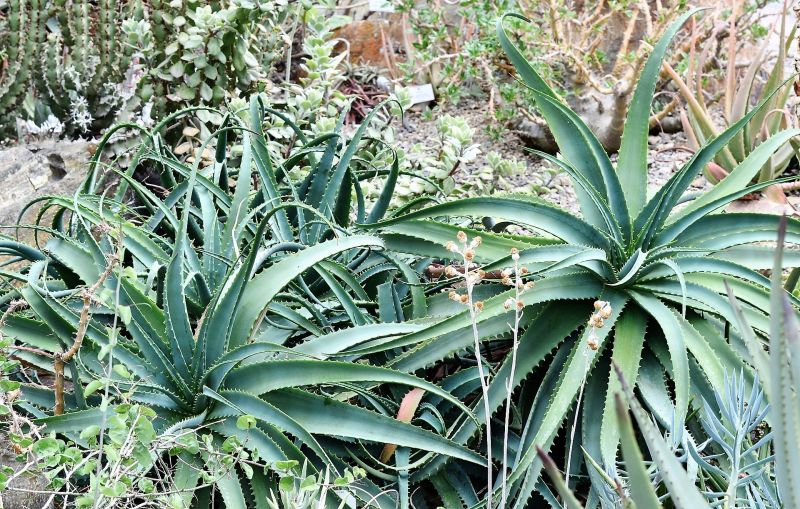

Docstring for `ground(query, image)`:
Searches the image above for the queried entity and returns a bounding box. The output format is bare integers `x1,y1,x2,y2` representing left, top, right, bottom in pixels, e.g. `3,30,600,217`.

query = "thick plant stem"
53,253,119,415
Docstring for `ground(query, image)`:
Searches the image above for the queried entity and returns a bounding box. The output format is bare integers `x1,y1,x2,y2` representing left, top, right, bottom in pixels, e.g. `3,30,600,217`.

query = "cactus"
35,0,147,134
0,0,291,137
0,0,44,137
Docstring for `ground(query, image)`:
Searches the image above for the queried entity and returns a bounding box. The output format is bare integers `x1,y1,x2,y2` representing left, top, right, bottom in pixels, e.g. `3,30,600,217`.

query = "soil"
394,96,709,216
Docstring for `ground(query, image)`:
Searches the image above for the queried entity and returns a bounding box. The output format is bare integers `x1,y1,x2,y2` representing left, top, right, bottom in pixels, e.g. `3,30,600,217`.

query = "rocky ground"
396,96,709,216
0,98,793,234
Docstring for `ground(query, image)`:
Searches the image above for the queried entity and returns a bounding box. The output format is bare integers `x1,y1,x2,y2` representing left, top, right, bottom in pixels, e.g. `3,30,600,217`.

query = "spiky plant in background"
666,0,800,193
1,0,293,138
0,0,44,137
35,0,148,135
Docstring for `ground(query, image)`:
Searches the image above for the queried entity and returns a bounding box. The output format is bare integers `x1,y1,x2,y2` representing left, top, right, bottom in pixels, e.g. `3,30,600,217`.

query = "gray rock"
0,141,93,232
1,435,51,508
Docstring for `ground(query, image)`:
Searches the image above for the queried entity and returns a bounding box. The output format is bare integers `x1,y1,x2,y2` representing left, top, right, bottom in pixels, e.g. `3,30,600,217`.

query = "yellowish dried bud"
593,300,604,310
502,276,513,286
595,317,604,328
464,249,475,261
444,266,458,277
525,281,535,290
460,294,469,304
519,267,529,275
599,307,612,319
504,298,515,310
471,236,483,248
457,231,467,243
510,247,519,256
445,241,458,253
587,337,599,350
516,300,524,311
501,268,513,278
474,301,484,312
448,291,459,301
477,269,486,279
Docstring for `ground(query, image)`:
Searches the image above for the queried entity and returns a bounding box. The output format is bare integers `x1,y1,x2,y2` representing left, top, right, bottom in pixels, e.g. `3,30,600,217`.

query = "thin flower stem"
564,299,609,506
500,257,523,508
564,355,588,503
465,259,493,508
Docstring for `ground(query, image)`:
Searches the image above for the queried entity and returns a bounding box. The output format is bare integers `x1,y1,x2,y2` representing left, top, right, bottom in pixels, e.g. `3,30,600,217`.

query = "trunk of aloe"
511,0,681,153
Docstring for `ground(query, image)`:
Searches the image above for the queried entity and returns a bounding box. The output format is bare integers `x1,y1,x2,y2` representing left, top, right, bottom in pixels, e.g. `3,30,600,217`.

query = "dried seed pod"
587,337,599,350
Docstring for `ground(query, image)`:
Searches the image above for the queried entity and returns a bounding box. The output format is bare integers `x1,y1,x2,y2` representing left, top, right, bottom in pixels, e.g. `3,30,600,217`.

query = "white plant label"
368,0,395,12
408,83,435,105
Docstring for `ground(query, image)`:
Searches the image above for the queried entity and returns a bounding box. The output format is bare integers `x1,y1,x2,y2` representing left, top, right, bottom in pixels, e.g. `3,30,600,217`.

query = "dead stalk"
53,252,119,415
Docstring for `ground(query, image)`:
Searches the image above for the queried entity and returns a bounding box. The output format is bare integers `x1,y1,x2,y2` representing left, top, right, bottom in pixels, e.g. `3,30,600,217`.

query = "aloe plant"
665,0,799,192
541,221,798,508
345,10,800,506
0,98,482,506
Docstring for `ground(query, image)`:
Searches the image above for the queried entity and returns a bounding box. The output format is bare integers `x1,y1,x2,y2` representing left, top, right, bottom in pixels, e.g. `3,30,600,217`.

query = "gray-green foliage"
543,226,798,509
585,371,777,509
267,462,369,509
355,10,800,507
143,0,290,125
0,97,480,507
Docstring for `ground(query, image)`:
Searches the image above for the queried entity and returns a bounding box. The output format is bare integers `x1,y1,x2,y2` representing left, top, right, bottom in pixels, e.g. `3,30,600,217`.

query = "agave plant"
665,0,799,191
542,223,798,508
0,99,482,506
339,9,800,506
